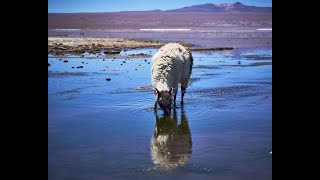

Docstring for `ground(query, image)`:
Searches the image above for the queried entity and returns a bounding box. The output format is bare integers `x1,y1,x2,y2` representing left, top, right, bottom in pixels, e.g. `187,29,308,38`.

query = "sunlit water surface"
48,48,272,180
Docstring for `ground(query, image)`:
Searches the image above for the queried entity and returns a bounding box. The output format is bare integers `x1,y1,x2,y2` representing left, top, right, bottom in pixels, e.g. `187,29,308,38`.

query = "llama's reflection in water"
151,108,192,170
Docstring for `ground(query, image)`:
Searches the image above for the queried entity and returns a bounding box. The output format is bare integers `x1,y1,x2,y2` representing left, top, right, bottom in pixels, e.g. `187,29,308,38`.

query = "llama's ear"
169,87,175,96
154,88,159,96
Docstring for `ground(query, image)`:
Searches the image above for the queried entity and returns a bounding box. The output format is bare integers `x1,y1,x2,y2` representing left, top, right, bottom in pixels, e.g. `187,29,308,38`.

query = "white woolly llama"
151,43,193,115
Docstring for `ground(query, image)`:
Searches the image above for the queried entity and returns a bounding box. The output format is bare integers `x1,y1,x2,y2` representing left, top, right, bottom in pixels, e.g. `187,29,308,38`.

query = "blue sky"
48,0,272,13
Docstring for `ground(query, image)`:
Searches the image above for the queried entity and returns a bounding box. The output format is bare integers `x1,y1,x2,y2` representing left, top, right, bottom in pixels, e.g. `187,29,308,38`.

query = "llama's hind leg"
181,86,186,105
173,88,178,106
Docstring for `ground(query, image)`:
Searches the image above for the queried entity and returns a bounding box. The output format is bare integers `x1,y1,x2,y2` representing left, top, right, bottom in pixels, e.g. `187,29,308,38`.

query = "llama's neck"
154,80,170,91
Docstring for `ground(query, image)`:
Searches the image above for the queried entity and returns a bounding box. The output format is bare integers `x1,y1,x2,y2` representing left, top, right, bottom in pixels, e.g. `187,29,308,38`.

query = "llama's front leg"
154,101,157,110
173,90,177,106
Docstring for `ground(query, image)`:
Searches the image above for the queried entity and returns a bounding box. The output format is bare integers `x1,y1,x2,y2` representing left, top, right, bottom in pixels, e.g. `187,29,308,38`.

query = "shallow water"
48,48,272,180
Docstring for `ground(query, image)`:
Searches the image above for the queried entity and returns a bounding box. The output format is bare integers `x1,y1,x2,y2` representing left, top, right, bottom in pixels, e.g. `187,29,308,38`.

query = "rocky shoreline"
48,37,167,55
48,37,238,58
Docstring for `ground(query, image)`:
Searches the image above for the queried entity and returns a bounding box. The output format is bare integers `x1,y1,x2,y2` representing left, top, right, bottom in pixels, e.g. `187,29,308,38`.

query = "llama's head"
154,87,175,115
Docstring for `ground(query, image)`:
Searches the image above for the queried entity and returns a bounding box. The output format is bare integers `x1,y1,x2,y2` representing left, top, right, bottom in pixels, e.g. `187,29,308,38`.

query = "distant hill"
165,2,272,13
150,9,163,12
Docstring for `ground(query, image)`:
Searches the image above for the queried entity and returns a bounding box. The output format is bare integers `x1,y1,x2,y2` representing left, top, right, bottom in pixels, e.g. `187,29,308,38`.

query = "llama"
151,42,193,115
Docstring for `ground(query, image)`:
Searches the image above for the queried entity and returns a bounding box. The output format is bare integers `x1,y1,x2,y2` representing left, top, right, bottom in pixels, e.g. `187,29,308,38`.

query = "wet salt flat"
48,48,272,180
51,29,82,31
140,29,191,31
256,28,272,31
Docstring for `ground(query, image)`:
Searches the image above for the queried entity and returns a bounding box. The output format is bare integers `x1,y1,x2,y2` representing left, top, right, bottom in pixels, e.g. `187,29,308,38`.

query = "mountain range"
151,2,271,13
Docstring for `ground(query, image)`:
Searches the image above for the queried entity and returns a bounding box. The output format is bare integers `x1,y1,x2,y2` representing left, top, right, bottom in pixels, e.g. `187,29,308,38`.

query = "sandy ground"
48,12,271,30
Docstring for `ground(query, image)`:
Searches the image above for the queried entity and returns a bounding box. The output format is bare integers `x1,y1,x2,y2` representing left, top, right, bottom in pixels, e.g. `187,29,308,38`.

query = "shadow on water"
151,108,192,170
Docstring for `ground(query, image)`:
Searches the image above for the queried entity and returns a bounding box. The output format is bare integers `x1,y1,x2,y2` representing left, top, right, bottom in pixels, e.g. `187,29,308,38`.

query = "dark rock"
63,60,68,63
76,66,83,68
105,49,121,54
106,78,111,81
58,47,67,50
48,63,50,66
128,53,148,57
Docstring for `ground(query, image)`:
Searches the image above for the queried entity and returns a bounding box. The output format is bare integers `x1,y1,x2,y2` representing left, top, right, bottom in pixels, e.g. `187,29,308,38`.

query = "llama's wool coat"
151,43,193,92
